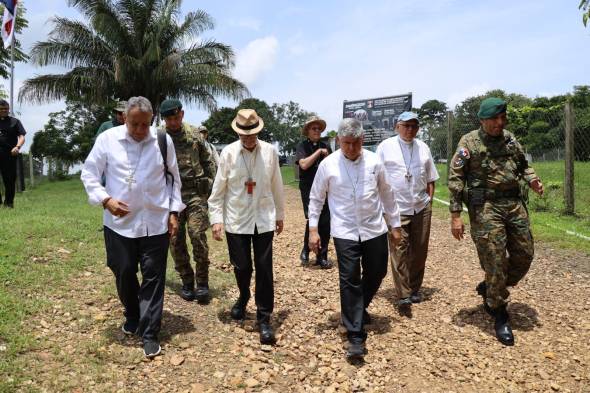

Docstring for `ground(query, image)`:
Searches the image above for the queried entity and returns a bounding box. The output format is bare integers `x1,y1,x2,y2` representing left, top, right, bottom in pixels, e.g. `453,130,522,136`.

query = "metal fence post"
29,153,35,188
446,111,454,184
564,102,575,215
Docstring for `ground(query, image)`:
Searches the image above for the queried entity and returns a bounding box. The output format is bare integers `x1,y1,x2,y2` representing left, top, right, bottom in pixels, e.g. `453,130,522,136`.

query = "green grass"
434,161,590,254
0,179,106,390
281,165,297,186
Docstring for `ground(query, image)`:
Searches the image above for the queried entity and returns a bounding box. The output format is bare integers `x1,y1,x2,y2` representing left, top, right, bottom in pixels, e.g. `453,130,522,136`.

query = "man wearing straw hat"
208,109,284,345
295,115,332,268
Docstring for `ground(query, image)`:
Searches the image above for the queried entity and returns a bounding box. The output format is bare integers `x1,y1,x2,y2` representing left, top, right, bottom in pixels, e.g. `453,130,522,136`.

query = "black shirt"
295,139,331,192
0,116,26,152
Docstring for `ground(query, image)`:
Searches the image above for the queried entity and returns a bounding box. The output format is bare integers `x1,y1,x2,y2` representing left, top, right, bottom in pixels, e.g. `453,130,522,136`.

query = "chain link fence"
418,103,590,220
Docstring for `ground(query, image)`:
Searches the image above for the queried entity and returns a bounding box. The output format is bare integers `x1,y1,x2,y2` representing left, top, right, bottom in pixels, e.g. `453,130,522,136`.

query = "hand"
319,148,329,156
10,146,19,156
530,179,544,196
308,229,321,254
390,228,402,247
451,215,465,240
168,213,179,237
212,223,224,241
104,198,130,218
275,220,284,235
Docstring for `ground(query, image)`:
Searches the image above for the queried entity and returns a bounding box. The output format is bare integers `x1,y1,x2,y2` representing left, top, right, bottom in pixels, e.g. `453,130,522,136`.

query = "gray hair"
337,118,364,138
126,96,153,115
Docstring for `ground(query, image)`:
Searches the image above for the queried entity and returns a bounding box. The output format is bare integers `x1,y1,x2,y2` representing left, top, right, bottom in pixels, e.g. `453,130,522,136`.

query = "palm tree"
19,0,248,113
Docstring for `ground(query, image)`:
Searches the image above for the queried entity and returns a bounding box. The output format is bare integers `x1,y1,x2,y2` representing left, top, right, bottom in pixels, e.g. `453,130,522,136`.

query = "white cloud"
233,36,279,86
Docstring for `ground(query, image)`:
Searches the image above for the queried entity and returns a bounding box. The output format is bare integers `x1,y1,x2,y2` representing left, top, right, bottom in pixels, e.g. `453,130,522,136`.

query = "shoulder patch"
453,157,465,168
458,147,470,159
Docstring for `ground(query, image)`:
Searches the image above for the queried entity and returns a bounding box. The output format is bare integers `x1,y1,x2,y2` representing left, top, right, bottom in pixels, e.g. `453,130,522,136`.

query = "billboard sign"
342,93,413,146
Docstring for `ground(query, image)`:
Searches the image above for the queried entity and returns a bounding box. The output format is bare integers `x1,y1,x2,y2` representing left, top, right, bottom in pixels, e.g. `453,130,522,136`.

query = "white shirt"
208,140,285,234
308,149,401,242
376,136,439,215
81,125,185,238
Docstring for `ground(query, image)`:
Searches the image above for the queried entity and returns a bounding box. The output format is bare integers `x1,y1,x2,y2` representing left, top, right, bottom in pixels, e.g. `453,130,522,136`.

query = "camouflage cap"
478,97,507,119
114,101,127,113
197,125,208,133
160,99,182,117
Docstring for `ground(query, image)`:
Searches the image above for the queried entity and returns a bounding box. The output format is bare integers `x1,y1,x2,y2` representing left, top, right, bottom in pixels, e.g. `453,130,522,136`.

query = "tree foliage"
581,0,590,26
19,0,248,113
0,4,29,80
31,101,111,170
271,101,315,154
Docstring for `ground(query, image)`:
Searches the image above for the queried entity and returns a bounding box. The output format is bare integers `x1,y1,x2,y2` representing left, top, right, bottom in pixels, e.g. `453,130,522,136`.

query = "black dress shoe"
230,298,248,320
195,283,210,304
259,323,275,344
180,283,195,301
346,341,367,360
300,249,310,266
317,259,333,269
493,307,514,346
410,292,422,303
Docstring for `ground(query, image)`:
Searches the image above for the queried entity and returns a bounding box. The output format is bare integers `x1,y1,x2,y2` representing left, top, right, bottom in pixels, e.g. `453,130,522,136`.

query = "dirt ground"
19,187,590,392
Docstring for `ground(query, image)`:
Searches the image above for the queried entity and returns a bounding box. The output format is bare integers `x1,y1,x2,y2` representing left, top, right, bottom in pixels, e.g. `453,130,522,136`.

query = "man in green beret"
448,97,544,346
159,99,217,303
96,101,127,138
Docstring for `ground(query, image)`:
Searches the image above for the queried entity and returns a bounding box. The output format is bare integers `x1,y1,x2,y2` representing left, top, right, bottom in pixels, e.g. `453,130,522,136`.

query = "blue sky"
9,0,590,151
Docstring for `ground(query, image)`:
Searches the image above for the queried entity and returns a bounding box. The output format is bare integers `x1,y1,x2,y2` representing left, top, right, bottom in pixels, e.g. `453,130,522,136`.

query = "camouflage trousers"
170,200,210,286
469,199,534,309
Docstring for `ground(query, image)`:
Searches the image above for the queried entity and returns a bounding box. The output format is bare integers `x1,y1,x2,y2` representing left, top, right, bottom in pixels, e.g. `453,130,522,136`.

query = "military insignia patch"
458,147,470,159
454,157,465,168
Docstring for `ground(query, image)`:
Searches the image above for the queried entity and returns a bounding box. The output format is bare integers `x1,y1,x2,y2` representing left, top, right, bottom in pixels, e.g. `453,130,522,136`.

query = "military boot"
195,283,210,304
493,306,514,346
180,282,195,301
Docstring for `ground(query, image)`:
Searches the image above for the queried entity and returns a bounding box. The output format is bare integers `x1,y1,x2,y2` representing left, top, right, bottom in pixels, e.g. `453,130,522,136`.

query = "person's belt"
468,187,521,202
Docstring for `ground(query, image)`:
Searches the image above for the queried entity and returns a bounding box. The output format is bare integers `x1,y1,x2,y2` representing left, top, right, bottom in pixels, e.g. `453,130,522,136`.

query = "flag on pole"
1,0,18,49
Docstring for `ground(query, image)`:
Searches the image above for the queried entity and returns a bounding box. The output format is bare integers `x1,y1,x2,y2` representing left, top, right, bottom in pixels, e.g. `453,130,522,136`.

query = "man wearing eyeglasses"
376,112,439,311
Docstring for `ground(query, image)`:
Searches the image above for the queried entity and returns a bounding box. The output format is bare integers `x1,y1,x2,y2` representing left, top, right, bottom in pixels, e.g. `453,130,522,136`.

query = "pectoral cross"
245,177,256,195
125,174,136,189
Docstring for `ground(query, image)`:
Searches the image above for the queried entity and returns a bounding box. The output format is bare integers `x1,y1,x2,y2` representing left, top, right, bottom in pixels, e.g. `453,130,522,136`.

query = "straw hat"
302,115,326,136
231,109,264,135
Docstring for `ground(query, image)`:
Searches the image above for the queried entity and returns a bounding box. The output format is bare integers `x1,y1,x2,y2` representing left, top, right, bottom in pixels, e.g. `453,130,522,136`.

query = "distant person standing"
448,97,544,346
0,99,26,208
295,115,332,268
81,97,184,358
198,125,220,166
96,101,127,138
376,112,439,309
208,109,284,345
159,99,216,303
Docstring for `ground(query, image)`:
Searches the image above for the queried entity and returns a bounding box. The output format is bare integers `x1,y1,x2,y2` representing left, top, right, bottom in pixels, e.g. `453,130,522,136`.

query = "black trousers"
0,151,16,206
225,228,274,324
300,187,331,260
333,233,389,344
104,226,169,342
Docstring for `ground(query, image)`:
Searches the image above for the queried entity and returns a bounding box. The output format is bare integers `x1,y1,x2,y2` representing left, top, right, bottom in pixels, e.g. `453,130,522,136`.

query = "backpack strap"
157,129,174,187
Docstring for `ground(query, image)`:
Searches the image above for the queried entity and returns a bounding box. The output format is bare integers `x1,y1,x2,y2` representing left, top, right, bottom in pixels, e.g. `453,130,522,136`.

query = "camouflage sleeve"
448,136,469,213
196,135,217,188
514,138,539,184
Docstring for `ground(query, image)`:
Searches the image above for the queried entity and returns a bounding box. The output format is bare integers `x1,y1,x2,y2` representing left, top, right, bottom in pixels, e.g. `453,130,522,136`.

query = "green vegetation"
434,162,590,253
281,165,297,186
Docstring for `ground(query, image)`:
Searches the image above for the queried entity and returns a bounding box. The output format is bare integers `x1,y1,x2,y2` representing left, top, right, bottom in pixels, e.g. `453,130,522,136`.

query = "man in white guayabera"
81,96,184,359
376,112,439,311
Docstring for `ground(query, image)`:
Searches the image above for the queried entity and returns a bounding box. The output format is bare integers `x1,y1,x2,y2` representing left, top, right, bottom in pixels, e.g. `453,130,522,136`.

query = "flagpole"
9,31,14,116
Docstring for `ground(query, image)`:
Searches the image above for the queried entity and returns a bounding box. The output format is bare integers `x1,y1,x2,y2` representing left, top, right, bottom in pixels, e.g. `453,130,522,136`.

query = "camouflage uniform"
448,128,539,309
163,123,216,287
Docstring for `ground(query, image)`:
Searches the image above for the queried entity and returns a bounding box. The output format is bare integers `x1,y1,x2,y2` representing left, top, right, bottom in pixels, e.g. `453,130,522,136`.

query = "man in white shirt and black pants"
308,118,402,360
208,109,285,345
81,97,184,358
377,112,439,311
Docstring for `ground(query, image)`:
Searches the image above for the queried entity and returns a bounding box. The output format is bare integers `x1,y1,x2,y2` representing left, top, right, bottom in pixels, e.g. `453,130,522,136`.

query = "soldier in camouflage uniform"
448,97,544,346
159,99,217,303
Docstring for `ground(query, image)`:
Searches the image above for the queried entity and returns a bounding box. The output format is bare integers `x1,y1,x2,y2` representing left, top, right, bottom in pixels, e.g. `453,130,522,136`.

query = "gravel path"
21,186,590,392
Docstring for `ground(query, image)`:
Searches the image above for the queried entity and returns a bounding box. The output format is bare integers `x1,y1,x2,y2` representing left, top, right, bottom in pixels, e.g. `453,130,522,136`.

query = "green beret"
478,97,507,119
160,99,182,117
